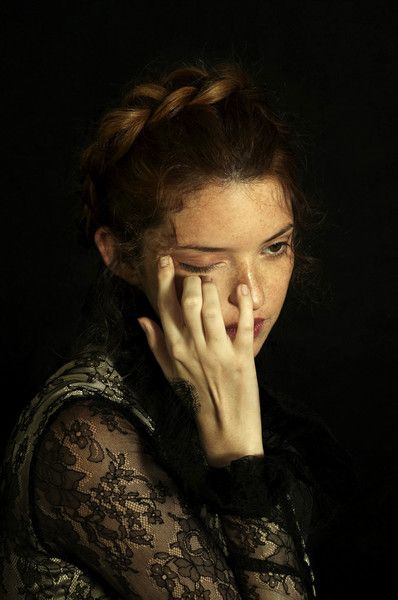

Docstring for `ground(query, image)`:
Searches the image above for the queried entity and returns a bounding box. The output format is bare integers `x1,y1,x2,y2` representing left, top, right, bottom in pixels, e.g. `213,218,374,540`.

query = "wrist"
204,455,272,517
204,447,265,468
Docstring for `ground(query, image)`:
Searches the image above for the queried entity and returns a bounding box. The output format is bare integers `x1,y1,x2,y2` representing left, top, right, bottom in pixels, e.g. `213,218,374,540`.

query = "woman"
0,62,351,599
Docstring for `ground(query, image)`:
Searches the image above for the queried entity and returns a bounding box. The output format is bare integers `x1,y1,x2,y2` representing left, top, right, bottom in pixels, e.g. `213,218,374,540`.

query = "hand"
137,255,264,467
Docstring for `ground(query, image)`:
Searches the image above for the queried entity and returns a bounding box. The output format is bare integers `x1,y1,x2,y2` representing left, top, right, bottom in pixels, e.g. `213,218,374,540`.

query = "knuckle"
240,323,253,334
169,339,185,360
202,353,221,371
182,295,201,309
207,335,224,344
156,295,165,311
157,293,168,311
203,310,218,320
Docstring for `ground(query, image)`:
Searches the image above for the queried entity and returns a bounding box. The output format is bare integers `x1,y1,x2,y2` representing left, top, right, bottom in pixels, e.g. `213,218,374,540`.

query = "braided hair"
73,61,325,361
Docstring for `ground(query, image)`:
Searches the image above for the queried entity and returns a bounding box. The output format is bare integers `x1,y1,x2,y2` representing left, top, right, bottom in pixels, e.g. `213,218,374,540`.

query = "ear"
94,226,142,287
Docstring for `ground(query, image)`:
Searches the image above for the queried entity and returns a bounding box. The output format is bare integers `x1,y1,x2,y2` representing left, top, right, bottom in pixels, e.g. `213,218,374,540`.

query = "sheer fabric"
0,349,317,599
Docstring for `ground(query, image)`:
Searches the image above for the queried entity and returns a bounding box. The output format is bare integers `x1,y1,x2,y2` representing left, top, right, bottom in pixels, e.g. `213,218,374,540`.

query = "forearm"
205,456,315,599
220,513,309,599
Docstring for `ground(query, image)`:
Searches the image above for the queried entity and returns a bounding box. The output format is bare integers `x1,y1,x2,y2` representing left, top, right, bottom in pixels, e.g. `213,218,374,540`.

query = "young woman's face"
138,178,295,357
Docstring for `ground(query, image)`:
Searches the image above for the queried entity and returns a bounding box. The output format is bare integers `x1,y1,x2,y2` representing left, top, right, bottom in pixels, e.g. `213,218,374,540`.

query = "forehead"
171,178,292,244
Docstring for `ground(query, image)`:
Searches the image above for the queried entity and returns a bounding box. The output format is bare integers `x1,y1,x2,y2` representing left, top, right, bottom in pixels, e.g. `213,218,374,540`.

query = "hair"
71,60,327,362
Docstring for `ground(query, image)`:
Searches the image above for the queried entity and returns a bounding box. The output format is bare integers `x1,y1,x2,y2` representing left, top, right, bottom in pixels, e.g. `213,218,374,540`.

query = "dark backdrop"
2,1,396,598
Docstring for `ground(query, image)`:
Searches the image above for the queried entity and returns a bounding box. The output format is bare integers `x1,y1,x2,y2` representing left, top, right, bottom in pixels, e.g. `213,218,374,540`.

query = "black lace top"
0,285,351,599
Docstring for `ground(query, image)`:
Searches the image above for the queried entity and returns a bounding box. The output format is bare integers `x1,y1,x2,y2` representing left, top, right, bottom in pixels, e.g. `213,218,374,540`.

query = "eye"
179,242,290,272
263,241,289,257
178,263,217,273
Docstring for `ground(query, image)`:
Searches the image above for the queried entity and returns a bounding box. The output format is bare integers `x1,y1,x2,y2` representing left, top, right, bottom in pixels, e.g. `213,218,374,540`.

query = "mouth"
225,318,267,339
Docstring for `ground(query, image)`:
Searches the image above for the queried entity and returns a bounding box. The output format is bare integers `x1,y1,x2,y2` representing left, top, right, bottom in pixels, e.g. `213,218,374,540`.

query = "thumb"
137,318,173,379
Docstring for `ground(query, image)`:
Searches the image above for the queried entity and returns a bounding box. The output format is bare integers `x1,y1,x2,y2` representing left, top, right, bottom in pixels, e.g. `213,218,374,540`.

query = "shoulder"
30,395,186,590
32,395,178,524
33,395,156,481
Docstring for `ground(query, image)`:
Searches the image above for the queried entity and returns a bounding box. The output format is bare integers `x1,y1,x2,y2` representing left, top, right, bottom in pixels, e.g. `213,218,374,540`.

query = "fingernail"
159,255,170,267
137,319,147,334
240,284,249,295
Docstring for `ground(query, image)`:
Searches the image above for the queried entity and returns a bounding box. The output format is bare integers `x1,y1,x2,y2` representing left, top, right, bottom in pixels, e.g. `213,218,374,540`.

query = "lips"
225,318,266,338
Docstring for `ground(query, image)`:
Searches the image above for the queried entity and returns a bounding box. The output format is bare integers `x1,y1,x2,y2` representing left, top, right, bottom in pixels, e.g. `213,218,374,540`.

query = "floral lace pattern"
0,350,315,599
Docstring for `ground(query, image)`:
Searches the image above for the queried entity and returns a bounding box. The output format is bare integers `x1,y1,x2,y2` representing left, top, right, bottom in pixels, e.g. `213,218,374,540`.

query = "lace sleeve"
205,456,314,600
32,397,312,599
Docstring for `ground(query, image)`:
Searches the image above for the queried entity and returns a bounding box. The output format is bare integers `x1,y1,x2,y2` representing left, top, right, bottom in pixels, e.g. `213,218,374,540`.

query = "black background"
2,1,397,598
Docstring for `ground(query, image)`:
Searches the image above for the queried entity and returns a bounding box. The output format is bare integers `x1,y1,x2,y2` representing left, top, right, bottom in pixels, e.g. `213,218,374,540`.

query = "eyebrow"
175,223,294,252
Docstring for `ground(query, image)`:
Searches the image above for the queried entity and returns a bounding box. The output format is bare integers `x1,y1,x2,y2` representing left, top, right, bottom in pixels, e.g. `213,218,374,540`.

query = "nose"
228,265,265,310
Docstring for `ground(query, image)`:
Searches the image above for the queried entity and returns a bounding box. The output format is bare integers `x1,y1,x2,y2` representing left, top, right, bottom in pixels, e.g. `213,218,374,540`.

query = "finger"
180,275,206,351
137,318,174,380
156,255,185,348
234,284,255,349
200,278,228,344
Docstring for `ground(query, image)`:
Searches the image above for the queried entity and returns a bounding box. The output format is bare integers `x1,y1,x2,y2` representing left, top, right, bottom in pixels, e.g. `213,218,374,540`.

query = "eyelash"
179,242,290,273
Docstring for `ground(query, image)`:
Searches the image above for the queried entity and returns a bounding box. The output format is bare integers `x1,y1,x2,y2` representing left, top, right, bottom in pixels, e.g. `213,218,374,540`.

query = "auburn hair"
73,61,325,360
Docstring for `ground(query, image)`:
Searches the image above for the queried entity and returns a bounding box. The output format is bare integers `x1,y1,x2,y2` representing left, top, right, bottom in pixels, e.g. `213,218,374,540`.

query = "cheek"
264,264,293,301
